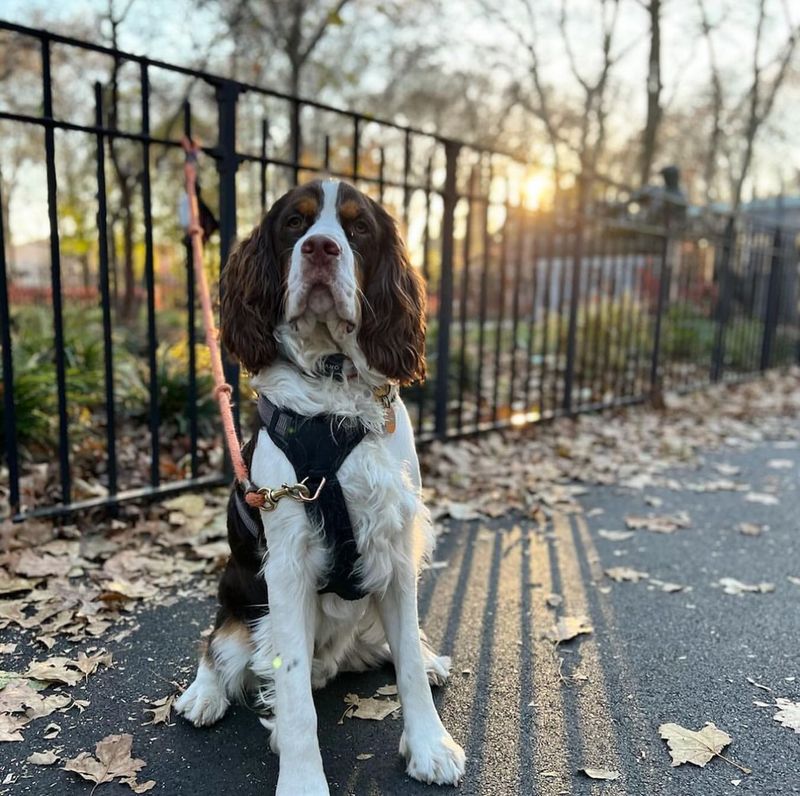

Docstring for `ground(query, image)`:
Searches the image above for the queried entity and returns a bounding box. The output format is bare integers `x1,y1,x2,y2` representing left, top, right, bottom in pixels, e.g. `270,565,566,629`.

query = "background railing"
1,22,798,520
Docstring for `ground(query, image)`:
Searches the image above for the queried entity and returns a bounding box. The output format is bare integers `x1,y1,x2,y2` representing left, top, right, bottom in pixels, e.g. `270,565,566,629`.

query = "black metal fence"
1,22,798,521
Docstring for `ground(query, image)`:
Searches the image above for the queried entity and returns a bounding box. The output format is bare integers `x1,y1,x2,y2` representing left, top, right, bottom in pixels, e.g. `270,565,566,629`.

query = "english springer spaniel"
175,179,466,795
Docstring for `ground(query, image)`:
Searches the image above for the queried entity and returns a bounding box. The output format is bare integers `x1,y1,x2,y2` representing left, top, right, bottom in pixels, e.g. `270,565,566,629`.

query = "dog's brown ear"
220,199,286,374
357,203,426,385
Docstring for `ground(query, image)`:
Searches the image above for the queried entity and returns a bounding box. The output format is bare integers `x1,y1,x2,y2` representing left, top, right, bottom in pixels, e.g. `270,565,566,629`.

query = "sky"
1,0,799,247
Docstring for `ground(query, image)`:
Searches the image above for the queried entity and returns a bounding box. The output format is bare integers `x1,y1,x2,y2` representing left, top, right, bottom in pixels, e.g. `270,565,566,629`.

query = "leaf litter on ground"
659,722,750,774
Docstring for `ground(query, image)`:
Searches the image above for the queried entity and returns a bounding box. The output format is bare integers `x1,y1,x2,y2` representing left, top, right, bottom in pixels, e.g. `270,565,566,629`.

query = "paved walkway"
2,436,798,795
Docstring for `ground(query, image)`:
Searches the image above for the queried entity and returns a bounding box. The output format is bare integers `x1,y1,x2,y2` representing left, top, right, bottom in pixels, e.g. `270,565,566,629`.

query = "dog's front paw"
276,768,329,796
400,726,466,785
175,666,229,727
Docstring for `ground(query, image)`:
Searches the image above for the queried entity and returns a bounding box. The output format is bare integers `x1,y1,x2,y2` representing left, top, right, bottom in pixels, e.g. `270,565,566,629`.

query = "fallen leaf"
767,459,793,469
27,749,59,765
649,579,686,593
718,578,775,595
374,684,398,697
745,492,779,506
545,593,563,608
0,713,28,741
0,643,17,654
659,722,749,773
605,567,649,583
746,676,772,693
43,722,61,739
737,522,766,537
446,502,482,521
625,512,690,533
579,767,621,780
342,693,401,721
597,530,635,541
787,576,800,588
74,650,113,676
162,493,206,517
773,699,800,734
545,616,593,643
62,733,154,792
356,753,373,760
143,693,176,726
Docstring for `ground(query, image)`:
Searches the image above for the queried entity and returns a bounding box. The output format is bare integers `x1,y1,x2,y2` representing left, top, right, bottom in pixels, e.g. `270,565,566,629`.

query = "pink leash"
182,138,266,509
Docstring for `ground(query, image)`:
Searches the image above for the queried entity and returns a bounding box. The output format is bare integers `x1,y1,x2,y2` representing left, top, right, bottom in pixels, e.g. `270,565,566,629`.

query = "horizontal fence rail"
0,22,799,520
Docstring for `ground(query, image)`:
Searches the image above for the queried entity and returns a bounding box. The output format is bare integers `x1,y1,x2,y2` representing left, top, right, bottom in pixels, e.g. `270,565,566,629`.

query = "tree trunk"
639,0,662,187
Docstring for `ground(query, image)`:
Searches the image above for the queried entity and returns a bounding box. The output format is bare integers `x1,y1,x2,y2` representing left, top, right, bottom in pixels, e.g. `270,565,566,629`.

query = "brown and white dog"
175,179,466,795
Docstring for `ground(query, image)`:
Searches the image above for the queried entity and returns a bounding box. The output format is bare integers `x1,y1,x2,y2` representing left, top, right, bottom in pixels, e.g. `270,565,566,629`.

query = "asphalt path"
1,435,798,795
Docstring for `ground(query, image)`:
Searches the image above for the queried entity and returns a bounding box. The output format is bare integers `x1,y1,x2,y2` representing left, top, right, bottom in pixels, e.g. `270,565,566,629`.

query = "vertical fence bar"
402,130,412,229
323,133,331,173
260,118,269,213
216,80,241,432
539,212,554,417
378,147,385,204
140,61,160,487
507,206,525,413
434,141,460,439
291,99,301,185
416,155,433,434
563,178,585,412
0,175,19,513
522,215,539,414
760,226,782,371
183,102,199,478
491,186,510,423
649,199,672,395
352,116,360,180
474,157,491,427
41,36,71,505
94,83,117,497
456,167,475,433
711,217,735,382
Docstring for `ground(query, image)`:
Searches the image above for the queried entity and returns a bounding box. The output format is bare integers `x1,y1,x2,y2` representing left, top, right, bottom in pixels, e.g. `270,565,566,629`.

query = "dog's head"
220,179,426,385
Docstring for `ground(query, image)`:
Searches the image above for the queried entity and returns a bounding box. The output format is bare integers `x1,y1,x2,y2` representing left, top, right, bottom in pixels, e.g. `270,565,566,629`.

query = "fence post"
434,140,460,439
562,175,585,412
649,197,673,395
759,226,783,371
0,174,20,515
711,217,735,382
215,80,241,432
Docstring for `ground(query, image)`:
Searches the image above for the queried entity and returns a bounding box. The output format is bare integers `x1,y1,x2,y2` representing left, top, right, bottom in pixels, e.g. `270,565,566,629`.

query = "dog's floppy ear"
357,202,426,385
220,197,287,374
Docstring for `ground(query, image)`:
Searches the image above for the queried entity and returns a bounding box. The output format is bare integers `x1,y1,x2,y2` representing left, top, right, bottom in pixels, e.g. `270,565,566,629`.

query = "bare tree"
638,0,664,187
729,0,799,209
696,0,724,204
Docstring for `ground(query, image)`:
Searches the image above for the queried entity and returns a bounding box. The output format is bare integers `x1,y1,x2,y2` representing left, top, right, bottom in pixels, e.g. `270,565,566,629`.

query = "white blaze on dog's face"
285,180,359,335
220,179,427,386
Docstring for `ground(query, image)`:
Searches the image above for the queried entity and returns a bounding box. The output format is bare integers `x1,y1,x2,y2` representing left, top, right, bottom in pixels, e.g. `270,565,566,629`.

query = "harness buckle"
256,476,327,512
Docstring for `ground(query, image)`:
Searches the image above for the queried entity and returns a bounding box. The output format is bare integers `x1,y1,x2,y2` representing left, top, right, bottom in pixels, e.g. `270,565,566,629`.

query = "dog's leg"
264,549,329,796
176,616,253,726
377,563,466,785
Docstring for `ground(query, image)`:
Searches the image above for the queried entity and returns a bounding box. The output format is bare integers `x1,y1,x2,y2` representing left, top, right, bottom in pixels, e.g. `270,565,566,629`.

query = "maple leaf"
545,616,593,643
659,722,750,773
0,713,28,741
773,699,800,734
143,693,176,726
62,733,155,793
341,693,401,721
25,658,84,687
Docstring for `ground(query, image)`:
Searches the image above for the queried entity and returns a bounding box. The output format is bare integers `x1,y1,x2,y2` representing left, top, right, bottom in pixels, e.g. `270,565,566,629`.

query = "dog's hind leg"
175,614,254,727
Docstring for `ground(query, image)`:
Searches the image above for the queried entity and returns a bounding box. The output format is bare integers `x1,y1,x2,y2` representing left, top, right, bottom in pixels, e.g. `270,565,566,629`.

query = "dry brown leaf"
43,722,61,739
744,492,779,506
143,693,176,726
0,643,17,654
0,570,39,595
342,693,401,721
27,749,59,765
374,684,398,697
25,658,84,687
0,713,29,741
659,722,748,773
718,578,775,595
75,650,113,676
605,567,649,583
356,753,374,760
597,530,635,541
649,579,686,593
773,699,800,734
625,512,690,533
737,522,766,537
767,459,793,469
62,733,155,792
787,576,800,588
579,767,621,780
545,616,593,643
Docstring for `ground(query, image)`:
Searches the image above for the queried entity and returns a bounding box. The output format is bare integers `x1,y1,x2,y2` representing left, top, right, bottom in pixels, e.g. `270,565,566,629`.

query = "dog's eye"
286,214,304,230
352,219,370,235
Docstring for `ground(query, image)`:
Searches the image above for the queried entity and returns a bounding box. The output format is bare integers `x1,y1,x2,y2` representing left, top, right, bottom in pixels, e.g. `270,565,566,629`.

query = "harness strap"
257,396,369,601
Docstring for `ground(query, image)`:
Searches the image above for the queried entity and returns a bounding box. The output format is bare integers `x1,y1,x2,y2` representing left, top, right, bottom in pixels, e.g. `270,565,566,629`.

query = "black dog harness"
232,377,395,601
